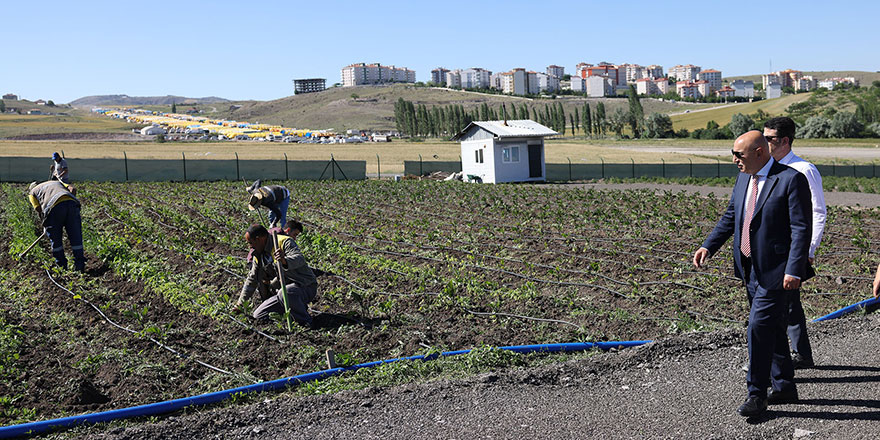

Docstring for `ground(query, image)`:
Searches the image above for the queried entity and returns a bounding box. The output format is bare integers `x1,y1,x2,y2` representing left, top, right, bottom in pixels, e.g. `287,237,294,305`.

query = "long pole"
271,231,292,332
18,230,47,259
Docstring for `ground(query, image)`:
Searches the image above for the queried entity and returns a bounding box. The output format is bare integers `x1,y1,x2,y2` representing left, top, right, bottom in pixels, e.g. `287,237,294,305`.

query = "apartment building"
431,67,450,85
796,76,816,91
569,76,585,93
766,83,783,99
676,81,701,99
293,78,326,94
581,64,626,87
535,72,560,93
620,63,645,82
461,68,492,89
731,80,755,98
818,76,859,89
587,76,613,97
635,77,669,96
715,86,736,99
669,64,701,81
762,69,802,89
546,65,565,78
527,71,539,95
445,70,462,88
697,69,722,92
645,65,664,79
341,63,416,87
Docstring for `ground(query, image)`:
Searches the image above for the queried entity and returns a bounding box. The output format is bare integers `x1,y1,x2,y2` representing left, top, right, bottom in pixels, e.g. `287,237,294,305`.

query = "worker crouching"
28,180,85,271
235,224,318,328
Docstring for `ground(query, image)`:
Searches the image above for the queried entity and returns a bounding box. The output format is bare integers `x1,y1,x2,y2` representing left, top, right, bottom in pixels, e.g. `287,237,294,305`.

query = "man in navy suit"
693,130,812,417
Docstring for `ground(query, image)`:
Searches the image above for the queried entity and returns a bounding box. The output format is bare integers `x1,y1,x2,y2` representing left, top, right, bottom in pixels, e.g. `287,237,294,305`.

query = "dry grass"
0,112,132,138
669,93,813,131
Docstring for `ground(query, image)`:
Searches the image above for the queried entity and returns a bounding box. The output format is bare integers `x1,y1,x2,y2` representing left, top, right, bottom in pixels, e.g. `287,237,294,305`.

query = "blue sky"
3,0,878,103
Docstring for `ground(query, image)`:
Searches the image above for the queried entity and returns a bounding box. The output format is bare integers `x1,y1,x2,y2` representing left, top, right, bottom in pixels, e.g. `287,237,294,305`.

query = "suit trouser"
787,292,813,359
744,260,795,398
44,200,85,271
253,283,318,325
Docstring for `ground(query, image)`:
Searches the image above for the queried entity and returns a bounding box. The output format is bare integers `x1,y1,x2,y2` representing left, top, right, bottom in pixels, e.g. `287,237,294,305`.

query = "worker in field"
246,219,304,263
49,152,70,183
28,180,85,272
234,224,318,328
247,180,290,228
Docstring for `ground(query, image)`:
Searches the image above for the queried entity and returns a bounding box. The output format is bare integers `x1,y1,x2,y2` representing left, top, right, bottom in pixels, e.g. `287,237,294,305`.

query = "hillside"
669,93,814,131
69,95,230,107
725,70,880,87
211,84,715,131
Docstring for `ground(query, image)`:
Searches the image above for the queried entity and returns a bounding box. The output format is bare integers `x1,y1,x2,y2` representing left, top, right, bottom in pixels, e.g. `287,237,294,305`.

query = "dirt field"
2,180,878,435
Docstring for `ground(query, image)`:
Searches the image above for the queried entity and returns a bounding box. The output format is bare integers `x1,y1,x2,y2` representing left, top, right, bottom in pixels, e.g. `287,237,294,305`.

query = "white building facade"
342,63,416,86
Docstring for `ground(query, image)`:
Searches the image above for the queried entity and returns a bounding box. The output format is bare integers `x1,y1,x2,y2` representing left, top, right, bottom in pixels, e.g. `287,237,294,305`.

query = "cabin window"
475,148,484,164
502,146,520,163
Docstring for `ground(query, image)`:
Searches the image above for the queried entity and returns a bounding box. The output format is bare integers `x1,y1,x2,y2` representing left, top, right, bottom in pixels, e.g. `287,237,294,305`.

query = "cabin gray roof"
452,120,557,140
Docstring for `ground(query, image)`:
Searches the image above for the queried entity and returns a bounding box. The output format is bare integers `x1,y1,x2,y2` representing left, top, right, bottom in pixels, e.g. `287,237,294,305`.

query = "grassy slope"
0,109,133,138
669,93,813,131
209,84,715,132
725,70,880,86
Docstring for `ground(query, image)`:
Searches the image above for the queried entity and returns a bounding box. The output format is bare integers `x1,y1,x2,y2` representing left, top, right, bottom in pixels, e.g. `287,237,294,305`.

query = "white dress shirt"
778,150,826,259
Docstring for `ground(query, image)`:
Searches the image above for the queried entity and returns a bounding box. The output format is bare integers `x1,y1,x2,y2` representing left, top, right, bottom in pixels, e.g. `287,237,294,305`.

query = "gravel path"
81,315,880,440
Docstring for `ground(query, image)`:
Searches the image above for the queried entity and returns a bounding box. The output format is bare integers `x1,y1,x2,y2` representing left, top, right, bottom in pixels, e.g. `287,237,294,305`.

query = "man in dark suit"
693,130,812,417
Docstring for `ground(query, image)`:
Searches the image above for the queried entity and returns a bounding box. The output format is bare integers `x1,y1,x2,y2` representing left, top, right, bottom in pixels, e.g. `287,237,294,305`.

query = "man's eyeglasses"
764,135,782,142
731,149,746,159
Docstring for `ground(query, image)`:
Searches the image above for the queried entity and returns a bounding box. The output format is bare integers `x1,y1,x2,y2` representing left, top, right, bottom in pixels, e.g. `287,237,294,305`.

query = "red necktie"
741,175,758,257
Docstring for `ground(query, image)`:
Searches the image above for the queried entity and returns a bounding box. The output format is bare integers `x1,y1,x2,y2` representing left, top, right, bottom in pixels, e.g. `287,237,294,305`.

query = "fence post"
182,152,187,181
631,158,635,178
419,154,423,176
600,157,605,179
661,158,665,178
123,151,129,182
284,153,288,181
567,157,572,181
716,158,720,177
235,152,240,181
377,154,381,180
832,160,836,176
688,158,693,177
61,150,65,158
853,163,856,177
331,154,336,180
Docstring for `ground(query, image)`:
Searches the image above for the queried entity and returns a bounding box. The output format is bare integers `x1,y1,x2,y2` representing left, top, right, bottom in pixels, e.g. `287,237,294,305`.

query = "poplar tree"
583,103,593,137
596,102,606,135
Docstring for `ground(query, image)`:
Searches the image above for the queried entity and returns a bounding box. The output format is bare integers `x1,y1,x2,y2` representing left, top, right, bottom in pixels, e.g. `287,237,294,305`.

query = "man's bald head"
731,130,770,175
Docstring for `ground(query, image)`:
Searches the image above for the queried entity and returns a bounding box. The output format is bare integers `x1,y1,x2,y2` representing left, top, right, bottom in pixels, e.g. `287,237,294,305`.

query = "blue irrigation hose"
3,296,877,438
811,297,880,322
0,340,650,438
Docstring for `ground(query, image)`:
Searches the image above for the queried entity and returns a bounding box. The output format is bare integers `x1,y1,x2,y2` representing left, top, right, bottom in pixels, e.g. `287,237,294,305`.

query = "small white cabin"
453,120,556,184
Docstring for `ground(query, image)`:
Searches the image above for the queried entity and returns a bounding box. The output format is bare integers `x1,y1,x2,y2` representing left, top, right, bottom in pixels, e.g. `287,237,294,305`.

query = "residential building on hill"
446,70,462,88
645,65,664,79
431,67,450,85
341,63,416,87
818,76,859,89
669,64,701,81
535,72,560,93
546,65,565,78
716,86,736,99
731,80,755,97
635,77,668,96
2,93,17,100
697,69,722,92
461,68,491,89
293,78,326,94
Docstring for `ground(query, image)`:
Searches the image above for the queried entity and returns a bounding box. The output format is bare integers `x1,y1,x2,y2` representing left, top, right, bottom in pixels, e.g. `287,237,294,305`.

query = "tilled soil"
72,314,880,440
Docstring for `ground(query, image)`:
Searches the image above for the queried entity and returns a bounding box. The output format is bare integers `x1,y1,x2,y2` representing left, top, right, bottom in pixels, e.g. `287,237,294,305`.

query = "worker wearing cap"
235,224,318,328
49,152,70,183
246,180,289,228
28,180,85,272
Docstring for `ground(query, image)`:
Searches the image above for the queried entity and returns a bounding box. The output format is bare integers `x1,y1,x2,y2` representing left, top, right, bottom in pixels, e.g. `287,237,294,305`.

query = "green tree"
644,113,674,138
574,106,580,135
608,108,628,137
828,112,863,138
796,115,831,138
47,100,56,107
595,102,606,135
569,114,576,135
0,100,5,113
729,113,755,138
582,103,592,137
627,85,644,137
500,103,508,120
520,103,529,119
171,102,177,113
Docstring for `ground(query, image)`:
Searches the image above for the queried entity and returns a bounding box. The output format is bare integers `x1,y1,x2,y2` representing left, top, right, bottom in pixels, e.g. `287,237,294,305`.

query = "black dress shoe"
767,387,799,405
792,352,814,369
737,396,767,416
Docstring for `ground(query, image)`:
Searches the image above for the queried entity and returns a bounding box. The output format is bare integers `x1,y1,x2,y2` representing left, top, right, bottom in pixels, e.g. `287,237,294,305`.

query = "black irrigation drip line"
330,273,440,298
44,269,240,377
98,208,282,344
464,309,581,328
